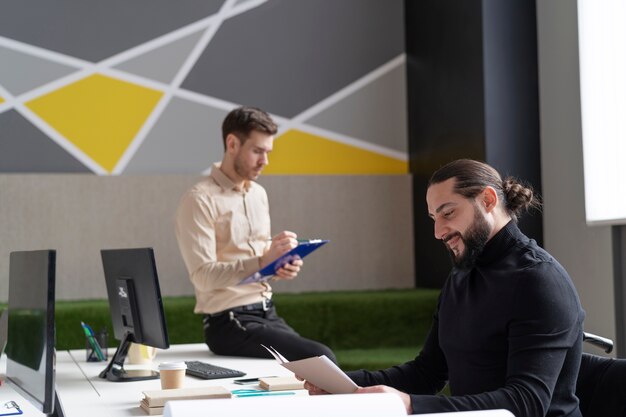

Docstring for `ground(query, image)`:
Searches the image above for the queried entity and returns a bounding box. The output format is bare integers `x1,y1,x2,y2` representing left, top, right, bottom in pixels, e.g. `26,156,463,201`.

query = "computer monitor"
99,248,170,382
5,250,63,416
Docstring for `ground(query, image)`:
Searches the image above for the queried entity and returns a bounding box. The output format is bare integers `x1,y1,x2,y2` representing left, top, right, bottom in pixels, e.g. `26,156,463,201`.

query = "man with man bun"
305,159,585,416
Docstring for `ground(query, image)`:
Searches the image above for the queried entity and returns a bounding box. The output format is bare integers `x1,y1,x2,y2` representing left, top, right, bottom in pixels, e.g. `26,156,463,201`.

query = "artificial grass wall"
52,298,203,350
3,289,440,354
273,290,439,349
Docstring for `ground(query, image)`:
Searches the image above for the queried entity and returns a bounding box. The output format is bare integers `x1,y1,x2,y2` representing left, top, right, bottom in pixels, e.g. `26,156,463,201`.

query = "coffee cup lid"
158,361,187,371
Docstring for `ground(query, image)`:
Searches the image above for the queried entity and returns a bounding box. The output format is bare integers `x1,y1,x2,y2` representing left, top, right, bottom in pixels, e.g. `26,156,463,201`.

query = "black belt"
205,299,273,318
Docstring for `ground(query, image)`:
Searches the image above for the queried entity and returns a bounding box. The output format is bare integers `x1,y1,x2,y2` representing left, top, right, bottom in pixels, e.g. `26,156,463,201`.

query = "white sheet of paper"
280,355,358,394
164,393,406,417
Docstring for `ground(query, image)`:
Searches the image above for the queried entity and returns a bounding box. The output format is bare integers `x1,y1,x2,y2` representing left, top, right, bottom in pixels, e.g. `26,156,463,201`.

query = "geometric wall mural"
265,130,407,175
26,75,163,173
0,0,407,175
0,109,91,173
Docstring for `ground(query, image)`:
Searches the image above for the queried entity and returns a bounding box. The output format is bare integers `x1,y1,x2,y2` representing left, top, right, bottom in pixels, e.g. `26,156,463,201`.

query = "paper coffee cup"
158,362,187,390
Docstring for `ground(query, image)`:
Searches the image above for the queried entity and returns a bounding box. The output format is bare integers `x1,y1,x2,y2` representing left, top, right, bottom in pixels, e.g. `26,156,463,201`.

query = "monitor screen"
5,250,56,414
99,248,169,382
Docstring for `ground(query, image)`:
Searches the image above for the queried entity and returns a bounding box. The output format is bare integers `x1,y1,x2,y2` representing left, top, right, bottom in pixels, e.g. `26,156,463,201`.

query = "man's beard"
445,208,491,269
234,157,262,181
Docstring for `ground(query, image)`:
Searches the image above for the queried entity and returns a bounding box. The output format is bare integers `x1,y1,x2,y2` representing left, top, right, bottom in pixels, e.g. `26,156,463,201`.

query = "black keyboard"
184,360,246,380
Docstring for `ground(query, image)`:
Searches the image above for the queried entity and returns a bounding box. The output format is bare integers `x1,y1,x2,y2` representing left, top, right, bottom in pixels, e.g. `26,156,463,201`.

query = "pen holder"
85,329,108,362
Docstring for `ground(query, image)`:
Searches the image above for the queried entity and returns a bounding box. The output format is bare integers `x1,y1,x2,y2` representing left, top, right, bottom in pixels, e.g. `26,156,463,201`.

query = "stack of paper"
259,376,305,391
140,386,231,415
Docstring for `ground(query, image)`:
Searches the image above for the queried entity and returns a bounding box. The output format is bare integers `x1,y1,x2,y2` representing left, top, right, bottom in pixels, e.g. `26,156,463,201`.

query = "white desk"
2,345,514,417
1,343,294,417
62,343,296,416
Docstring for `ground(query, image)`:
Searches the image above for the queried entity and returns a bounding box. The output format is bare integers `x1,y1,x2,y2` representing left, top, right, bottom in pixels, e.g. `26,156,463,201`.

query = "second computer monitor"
99,247,169,382
5,250,57,414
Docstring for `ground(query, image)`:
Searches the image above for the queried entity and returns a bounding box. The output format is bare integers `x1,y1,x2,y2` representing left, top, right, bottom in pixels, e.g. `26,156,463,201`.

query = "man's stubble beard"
234,155,262,181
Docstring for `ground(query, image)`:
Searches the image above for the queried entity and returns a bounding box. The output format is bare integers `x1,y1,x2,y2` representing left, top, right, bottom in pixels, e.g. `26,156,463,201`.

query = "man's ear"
225,133,241,154
481,186,498,213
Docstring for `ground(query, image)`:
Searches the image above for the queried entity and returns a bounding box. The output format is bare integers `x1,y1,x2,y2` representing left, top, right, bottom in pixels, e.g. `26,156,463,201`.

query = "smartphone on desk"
234,377,275,385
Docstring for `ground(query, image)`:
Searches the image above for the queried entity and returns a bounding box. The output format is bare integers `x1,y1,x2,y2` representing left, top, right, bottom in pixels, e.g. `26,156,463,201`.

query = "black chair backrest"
576,352,626,417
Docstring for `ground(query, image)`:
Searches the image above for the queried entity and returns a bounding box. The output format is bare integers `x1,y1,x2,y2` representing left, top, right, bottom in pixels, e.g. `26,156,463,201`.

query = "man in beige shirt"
175,106,335,362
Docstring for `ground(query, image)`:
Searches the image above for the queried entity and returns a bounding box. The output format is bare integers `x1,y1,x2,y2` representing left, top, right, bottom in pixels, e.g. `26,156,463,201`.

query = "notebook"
140,386,231,415
259,376,305,391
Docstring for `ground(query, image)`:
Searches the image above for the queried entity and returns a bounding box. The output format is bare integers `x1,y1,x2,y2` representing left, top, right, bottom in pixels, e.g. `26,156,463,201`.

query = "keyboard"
184,360,246,380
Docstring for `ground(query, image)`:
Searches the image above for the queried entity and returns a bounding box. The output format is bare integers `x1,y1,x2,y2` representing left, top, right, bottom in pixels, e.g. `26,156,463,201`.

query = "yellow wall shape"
26,74,163,173
263,129,407,175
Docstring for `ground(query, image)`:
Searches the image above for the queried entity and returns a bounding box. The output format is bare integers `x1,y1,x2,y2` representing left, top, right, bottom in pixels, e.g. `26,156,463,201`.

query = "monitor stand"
98,333,159,382
0,309,7,356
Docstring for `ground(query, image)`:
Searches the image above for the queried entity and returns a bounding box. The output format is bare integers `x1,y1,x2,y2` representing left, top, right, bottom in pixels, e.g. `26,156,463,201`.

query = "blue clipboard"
238,239,329,285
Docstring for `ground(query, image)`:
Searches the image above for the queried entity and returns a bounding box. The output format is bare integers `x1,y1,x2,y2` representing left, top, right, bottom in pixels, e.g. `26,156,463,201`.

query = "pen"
81,321,106,361
266,239,310,242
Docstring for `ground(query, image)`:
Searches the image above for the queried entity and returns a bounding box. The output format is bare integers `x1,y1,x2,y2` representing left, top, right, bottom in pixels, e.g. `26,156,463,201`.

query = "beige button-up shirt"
175,163,272,314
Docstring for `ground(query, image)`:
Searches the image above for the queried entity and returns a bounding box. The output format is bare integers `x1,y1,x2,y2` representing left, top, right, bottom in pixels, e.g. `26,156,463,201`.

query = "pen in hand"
266,238,309,243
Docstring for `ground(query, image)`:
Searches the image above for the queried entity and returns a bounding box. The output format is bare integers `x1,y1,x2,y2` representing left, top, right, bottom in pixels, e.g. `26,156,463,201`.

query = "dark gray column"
405,0,543,287
612,226,626,357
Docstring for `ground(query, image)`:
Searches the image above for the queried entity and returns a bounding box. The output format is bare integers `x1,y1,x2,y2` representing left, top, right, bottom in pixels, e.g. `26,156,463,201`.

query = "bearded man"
305,159,584,417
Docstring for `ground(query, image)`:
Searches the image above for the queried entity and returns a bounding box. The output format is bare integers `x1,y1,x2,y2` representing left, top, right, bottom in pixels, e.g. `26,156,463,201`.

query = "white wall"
536,0,616,353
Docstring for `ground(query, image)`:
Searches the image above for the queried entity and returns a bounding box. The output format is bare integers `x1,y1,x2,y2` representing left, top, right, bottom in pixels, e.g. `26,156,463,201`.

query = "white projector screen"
578,0,626,225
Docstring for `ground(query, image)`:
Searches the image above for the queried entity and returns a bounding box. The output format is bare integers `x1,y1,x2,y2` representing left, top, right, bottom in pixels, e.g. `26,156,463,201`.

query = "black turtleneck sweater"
348,221,585,417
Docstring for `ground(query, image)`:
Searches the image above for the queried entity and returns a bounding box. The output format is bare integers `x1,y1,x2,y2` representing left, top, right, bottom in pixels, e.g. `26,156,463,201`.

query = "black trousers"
203,305,337,363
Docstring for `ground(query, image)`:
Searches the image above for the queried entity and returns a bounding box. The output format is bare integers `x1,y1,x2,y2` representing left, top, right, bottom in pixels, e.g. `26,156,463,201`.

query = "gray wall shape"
0,47,78,96
123,98,227,174
0,110,89,173
114,31,204,84
0,0,224,61
305,64,408,153
182,0,405,118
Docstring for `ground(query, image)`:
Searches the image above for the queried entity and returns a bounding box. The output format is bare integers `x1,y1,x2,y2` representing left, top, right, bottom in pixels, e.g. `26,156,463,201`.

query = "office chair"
576,332,626,417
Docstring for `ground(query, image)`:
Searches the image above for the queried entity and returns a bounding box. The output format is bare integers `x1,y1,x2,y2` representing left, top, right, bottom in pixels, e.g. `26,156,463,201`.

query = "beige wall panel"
0,175,414,301
260,176,415,293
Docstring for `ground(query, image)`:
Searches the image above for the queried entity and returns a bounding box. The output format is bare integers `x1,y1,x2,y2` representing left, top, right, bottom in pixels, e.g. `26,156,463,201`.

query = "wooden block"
259,376,305,391
141,386,231,408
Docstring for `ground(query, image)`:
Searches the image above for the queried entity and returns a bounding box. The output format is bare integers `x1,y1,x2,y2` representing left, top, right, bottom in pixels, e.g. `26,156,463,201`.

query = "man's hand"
274,257,303,281
356,385,411,415
260,231,298,268
260,231,304,282
301,381,410,414
300,378,330,395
